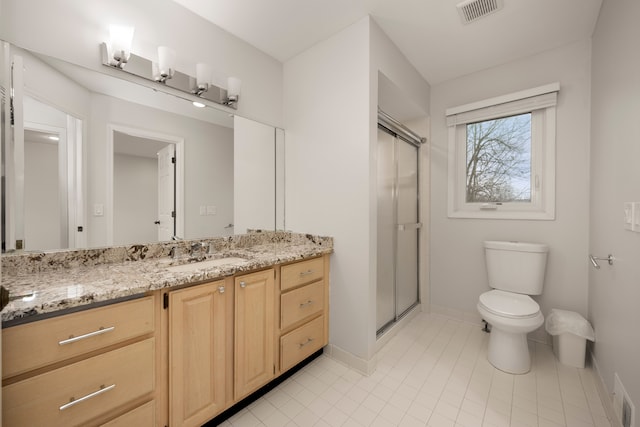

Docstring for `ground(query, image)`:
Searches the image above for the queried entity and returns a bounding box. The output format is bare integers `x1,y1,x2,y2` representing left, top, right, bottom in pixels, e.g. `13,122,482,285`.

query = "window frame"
446,84,558,220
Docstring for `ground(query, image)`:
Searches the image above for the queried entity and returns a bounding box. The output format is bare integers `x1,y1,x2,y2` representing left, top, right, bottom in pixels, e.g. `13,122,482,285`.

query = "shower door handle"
397,223,422,231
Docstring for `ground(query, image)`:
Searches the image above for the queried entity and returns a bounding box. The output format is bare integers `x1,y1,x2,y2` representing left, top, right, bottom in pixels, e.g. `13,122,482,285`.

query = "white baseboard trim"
324,305,424,376
430,303,483,326
430,303,551,345
590,350,620,427
324,344,376,376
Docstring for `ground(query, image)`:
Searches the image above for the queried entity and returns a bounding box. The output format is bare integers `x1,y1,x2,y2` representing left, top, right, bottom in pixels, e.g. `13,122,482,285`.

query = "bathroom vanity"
0,231,332,426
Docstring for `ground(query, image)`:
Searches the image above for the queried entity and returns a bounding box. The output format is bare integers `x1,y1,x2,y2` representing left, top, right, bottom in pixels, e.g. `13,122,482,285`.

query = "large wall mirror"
0,40,285,253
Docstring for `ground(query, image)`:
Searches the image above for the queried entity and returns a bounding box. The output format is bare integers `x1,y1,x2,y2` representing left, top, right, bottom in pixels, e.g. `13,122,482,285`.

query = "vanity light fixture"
155,46,176,83
107,25,135,68
100,28,241,109
194,63,212,96
226,76,242,105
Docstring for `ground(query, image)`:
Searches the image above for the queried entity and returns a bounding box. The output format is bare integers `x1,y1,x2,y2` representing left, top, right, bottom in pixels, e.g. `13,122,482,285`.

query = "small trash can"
545,309,595,368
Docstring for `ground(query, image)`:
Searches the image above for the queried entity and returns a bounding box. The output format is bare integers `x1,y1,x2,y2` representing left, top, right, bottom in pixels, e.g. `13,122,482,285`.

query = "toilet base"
487,328,531,374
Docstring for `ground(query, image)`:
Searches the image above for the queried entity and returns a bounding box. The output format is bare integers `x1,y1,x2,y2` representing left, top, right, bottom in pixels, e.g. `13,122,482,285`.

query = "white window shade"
446,83,559,127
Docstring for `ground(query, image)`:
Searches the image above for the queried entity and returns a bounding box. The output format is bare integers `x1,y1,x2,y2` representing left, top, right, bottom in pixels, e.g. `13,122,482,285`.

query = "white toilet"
477,241,549,374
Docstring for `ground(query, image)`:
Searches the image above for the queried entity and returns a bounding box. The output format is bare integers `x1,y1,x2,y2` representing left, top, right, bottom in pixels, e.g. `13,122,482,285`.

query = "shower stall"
376,109,424,336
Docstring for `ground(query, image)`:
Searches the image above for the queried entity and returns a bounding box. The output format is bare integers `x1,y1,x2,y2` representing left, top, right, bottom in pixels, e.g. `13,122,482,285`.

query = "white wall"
0,0,283,127
430,40,592,340
285,17,372,363
113,153,157,245
590,0,640,417
285,16,430,366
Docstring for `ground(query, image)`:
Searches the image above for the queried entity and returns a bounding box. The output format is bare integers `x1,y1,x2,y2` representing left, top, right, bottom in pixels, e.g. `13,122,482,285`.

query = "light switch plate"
93,204,104,217
199,206,206,216
207,205,217,215
624,202,633,230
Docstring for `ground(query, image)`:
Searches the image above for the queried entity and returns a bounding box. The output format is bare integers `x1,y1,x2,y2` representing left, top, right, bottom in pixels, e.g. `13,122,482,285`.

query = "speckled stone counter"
1,231,333,324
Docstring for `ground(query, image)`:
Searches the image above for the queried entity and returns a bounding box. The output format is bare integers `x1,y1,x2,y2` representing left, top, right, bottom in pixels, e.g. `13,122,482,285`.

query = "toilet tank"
484,241,549,295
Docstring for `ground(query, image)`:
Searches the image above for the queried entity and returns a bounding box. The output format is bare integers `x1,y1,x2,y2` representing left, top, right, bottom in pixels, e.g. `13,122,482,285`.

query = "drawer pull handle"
299,337,314,348
299,300,314,308
58,326,115,346
59,384,116,411
218,285,225,294
299,270,314,277
240,281,247,288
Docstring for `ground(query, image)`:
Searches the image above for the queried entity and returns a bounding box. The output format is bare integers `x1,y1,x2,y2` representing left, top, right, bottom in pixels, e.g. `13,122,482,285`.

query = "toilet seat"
479,290,540,319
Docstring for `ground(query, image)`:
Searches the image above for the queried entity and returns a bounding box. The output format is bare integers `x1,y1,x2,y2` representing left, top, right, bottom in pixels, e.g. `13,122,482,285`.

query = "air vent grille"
457,0,504,24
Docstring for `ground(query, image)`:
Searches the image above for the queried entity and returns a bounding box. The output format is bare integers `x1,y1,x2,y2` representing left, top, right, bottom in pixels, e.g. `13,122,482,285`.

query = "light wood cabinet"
278,255,329,372
2,296,157,427
168,279,231,427
2,255,330,426
234,269,275,400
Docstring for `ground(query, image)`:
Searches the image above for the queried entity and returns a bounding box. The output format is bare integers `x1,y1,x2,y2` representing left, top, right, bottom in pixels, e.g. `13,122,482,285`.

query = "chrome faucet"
190,242,209,258
169,246,182,259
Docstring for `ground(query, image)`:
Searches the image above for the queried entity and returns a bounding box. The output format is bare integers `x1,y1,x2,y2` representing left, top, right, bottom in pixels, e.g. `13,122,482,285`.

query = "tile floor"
219,312,612,427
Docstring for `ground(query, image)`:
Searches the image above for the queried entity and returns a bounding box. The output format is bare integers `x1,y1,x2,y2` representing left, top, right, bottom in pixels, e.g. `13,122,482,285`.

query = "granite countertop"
1,232,333,324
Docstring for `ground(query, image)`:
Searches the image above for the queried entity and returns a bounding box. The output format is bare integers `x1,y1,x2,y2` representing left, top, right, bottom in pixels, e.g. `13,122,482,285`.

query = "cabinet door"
234,269,275,400
169,280,228,427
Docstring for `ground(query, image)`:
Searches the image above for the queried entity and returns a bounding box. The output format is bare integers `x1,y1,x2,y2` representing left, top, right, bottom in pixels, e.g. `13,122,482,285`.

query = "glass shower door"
376,125,420,335
376,128,396,331
396,140,419,316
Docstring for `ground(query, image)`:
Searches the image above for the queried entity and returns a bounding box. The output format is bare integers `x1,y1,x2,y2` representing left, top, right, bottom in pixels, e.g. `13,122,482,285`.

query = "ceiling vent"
457,0,504,24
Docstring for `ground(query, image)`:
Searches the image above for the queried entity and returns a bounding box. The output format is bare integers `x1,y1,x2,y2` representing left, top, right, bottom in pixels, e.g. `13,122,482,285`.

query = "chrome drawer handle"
59,384,116,411
240,281,247,288
299,300,314,308
218,285,225,294
298,338,314,349
58,326,115,346
299,270,314,277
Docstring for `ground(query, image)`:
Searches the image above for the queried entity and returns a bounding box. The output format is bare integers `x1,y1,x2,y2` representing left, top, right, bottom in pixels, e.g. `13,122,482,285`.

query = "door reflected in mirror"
112,130,179,246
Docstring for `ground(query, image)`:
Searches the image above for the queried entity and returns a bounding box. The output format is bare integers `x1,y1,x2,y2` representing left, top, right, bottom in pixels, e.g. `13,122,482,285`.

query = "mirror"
0,40,285,252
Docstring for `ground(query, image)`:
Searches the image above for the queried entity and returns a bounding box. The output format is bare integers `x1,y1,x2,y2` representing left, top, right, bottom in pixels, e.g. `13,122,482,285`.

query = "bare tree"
466,113,531,203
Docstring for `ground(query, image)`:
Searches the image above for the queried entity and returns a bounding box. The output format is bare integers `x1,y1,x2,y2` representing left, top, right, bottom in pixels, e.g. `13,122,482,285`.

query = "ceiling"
171,0,602,85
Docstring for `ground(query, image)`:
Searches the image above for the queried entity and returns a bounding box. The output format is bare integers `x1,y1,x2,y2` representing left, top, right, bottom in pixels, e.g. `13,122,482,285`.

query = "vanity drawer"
281,257,324,291
3,296,154,379
280,316,325,371
100,400,155,427
3,338,155,427
281,280,324,330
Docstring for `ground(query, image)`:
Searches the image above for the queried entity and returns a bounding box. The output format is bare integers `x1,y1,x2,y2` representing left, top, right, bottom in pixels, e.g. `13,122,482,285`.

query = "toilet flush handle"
589,254,614,269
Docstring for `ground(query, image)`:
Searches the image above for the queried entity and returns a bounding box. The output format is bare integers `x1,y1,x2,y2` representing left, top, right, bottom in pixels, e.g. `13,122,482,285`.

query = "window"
447,83,558,220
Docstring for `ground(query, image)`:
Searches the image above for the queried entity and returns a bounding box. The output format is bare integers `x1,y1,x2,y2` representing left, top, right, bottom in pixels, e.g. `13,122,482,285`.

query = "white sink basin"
165,257,248,273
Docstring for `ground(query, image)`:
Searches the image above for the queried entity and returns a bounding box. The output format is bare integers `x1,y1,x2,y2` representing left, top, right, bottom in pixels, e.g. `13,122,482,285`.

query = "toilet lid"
479,290,540,318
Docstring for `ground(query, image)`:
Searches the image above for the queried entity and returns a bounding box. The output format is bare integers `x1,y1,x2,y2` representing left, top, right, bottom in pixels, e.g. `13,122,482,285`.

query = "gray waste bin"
545,309,595,368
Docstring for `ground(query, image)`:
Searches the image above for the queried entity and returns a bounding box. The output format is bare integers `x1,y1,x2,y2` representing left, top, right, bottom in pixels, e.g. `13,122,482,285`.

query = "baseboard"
590,350,620,427
430,303,551,345
324,344,376,375
430,303,483,326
